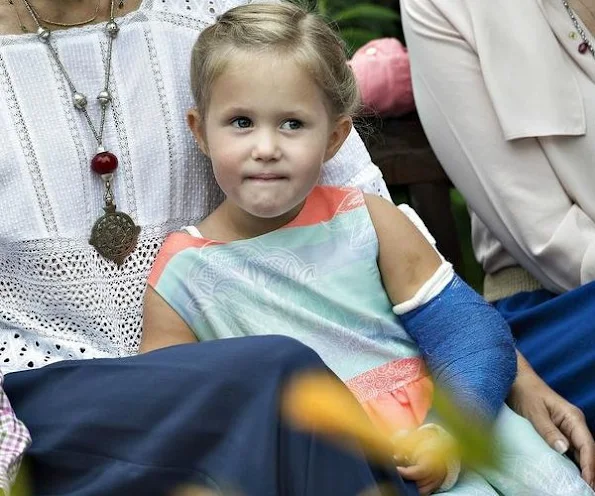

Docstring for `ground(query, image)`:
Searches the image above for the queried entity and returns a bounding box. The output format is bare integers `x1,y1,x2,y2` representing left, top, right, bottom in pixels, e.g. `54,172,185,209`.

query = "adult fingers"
525,399,570,455
555,403,595,489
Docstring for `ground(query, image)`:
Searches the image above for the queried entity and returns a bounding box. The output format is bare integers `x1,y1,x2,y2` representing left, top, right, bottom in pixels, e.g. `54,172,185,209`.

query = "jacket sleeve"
401,0,595,292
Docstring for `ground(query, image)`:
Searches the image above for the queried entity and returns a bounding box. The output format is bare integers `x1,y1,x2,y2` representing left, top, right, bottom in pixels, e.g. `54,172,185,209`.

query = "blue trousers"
5,336,418,496
494,281,595,433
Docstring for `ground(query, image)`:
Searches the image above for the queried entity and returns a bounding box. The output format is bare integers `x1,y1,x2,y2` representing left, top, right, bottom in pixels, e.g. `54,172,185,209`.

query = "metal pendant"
89,203,140,265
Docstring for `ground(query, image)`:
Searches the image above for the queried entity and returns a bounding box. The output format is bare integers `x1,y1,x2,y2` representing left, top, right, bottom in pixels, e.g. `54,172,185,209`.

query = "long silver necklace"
562,0,595,59
20,0,140,265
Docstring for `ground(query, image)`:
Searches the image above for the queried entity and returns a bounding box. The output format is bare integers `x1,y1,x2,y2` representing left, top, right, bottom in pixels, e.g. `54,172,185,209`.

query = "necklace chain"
562,0,595,59
20,0,118,149
18,0,141,265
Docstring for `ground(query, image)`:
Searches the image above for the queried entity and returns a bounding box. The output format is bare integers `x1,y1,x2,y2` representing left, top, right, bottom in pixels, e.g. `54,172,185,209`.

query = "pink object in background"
349,38,416,117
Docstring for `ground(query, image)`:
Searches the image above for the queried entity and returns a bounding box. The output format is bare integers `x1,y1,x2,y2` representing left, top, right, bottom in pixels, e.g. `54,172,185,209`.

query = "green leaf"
334,4,399,23
432,388,500,470
13,460,32,496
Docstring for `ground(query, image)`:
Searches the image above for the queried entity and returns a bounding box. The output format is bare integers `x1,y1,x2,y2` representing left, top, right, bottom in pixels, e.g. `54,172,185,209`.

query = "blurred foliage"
282,371,498,475
12,460,31,496
294,0,403,54
432,388,496,469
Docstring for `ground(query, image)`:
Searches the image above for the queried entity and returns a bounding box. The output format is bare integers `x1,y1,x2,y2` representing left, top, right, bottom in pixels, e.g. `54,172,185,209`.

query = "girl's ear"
324,115,353,162
187,108,209,156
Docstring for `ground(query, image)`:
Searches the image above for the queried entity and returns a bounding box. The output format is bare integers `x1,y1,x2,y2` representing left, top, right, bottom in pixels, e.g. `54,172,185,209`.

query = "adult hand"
508,353,595,489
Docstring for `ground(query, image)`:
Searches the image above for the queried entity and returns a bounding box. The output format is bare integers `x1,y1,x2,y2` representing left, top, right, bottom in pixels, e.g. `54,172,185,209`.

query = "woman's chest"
0,24,218,242
539,65,595,214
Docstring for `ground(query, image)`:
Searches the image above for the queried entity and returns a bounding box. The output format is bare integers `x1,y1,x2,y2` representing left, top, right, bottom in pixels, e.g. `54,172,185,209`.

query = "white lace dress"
0,0,390,373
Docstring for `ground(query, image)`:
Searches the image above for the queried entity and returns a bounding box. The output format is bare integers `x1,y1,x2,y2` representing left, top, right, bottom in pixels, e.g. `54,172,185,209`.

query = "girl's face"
188,51,351,221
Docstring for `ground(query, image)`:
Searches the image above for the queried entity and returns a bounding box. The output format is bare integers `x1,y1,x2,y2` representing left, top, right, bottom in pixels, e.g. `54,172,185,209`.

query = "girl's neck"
201,200,306,243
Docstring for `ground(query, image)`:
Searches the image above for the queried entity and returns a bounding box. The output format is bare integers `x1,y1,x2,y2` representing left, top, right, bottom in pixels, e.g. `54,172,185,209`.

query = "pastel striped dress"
149,186,433,434
148,185,593,496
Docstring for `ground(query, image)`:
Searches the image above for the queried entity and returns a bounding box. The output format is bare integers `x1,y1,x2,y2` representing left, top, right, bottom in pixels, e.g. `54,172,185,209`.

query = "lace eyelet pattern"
0,232,169,372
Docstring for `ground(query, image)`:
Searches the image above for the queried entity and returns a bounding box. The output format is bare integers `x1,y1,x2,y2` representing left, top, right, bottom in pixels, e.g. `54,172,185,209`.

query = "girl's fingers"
418,480,440,495
398,463,445,494
397,463,432,481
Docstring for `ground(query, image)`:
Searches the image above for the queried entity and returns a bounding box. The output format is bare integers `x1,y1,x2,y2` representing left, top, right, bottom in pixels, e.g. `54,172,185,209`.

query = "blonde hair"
190,2,359,119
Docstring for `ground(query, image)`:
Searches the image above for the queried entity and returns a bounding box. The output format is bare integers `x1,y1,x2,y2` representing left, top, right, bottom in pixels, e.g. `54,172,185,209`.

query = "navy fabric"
5,336,418,496
400,275,517,422
494,281,595,433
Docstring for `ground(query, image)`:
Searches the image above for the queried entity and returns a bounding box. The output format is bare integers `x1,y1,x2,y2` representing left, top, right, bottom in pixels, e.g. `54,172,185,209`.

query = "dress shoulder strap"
181,225,203,238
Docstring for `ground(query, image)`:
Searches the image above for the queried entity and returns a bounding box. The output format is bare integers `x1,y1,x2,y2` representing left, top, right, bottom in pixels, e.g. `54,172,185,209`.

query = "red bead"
579,42,589,54
91,151,118,175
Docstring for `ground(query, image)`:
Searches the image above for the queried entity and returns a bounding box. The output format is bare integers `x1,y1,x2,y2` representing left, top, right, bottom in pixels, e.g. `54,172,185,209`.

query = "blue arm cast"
397,275,517,423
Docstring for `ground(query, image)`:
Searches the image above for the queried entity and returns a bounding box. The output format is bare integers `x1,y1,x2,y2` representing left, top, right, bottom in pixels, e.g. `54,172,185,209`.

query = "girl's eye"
281,119,303,130
231,117,252,128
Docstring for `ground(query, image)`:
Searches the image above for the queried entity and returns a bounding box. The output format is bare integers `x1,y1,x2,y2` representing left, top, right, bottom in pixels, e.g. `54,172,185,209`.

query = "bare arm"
365,195,459,493
364,194,442,304
140,286,198,353
367,193,516,421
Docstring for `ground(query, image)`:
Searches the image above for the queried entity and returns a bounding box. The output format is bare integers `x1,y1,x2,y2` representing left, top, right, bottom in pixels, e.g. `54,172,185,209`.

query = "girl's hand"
508,352,595,489
397,451,447,495
393,427,456,495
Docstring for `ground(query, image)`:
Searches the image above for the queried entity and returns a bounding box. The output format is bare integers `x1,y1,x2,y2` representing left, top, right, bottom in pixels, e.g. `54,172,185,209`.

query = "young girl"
141,3,593,495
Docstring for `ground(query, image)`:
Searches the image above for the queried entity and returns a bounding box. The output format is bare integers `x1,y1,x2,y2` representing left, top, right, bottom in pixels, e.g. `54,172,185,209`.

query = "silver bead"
97,91,111,106
36,27,50,42
101,173,114,183
73,92,88,109
106,21,119,38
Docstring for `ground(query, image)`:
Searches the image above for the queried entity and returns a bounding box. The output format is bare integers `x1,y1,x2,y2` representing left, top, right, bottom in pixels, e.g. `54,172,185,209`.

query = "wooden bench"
364,112,465,276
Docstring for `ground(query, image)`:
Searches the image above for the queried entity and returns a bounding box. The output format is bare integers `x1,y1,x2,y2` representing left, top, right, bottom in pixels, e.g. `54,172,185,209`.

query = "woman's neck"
0,0,141,35
568,0,595,37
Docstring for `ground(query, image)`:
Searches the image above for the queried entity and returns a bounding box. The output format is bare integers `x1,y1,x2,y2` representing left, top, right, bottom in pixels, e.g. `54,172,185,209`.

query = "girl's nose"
251,129,281,161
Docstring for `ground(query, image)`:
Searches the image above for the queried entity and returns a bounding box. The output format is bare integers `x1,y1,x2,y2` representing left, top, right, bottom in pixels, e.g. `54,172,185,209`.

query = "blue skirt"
494,281,595,433
4,336,417,496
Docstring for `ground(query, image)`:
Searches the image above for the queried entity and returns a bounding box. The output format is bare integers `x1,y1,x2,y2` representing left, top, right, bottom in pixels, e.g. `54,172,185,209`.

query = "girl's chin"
246,208,292,219
244,202,301,220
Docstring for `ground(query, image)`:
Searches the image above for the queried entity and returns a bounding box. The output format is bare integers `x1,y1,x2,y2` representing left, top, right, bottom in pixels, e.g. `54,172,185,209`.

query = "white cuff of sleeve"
416,424,461,492
392,262,455,315
438,457,461,492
